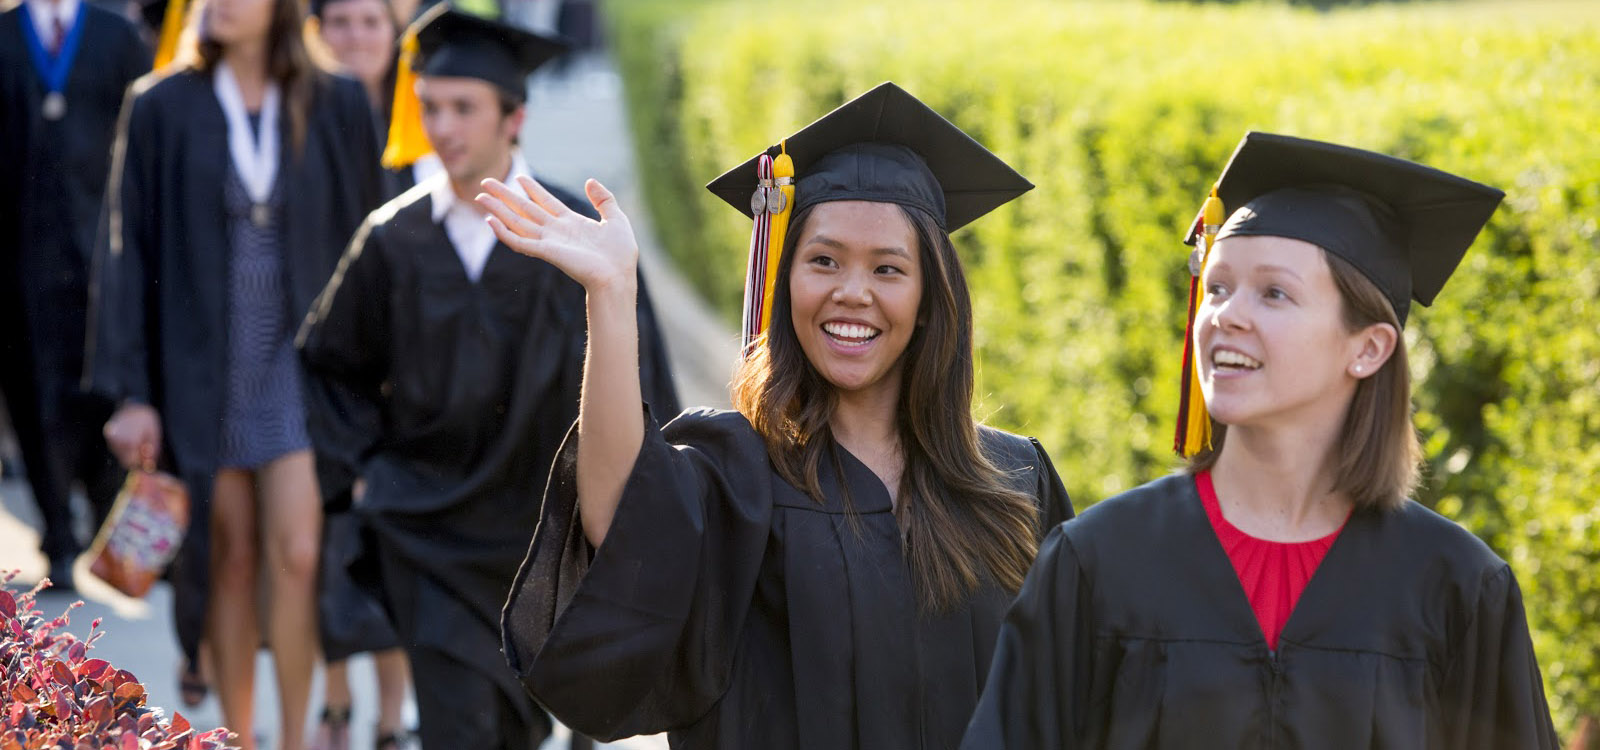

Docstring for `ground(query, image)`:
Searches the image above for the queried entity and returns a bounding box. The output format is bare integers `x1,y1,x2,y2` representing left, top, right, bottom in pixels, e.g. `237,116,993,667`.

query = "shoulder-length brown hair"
732,203,1043,612
1186,250,1421,511
173,0,336,153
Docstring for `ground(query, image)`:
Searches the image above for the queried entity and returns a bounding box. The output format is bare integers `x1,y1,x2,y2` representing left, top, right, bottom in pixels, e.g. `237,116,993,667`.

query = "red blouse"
1197,471,1345,651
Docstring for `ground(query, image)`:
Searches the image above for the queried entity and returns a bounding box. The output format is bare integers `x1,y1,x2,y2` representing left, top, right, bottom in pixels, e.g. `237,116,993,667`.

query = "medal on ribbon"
19,3,87,122
214,61,282,229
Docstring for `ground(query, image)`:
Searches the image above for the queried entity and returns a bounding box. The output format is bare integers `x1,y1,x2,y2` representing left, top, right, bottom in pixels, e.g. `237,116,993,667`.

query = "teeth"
823,322,881,341
1213,349,1263,369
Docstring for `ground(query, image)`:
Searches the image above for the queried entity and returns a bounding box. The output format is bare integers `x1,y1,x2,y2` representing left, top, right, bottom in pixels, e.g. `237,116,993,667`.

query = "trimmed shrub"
609,0,1600,732
0,574,237,749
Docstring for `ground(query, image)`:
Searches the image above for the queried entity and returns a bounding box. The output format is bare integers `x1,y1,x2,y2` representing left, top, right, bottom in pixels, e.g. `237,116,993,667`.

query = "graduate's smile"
821,319,883,349
1209,345,1262,377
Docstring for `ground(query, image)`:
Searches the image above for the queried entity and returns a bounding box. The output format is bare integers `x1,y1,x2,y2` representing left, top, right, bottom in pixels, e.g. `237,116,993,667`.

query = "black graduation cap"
407,4,569,97
705,82,1033,231
138,0,168,34
1188,131,1504,325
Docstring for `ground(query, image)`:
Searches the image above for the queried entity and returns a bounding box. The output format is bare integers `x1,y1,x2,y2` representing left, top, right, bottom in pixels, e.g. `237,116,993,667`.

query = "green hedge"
610,0,1600,730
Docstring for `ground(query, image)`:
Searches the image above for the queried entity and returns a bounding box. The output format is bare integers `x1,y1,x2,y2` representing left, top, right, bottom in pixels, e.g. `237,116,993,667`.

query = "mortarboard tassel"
740,143,795,356
153,0,189,69
758,147,795,335
382,30,430,169
1174,185,1224,457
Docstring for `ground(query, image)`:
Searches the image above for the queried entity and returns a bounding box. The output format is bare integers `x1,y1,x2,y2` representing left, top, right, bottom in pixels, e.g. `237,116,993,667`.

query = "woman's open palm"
476,175,639,292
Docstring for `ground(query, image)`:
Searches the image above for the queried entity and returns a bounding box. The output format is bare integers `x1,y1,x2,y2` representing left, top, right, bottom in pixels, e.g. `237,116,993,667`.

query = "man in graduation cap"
0,0,149,589
963,133,1557,749
297,5,679,749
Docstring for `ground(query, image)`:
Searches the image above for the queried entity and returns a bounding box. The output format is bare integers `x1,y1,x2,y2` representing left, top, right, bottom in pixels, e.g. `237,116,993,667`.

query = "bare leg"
373,649,411,737
210,469,261,750
258,449,322,750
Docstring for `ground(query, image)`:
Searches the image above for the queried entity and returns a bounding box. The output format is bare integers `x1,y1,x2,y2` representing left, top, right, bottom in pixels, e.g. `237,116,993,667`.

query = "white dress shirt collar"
25,0,81,49
428,151,531,282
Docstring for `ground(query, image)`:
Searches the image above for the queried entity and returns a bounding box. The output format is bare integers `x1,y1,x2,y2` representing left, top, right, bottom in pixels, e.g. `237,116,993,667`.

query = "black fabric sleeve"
1438,565,1560,749
962,525,1093,750
1028,437,1075,531
296,220,392,487
502,408,772,741
86,84,157,404
115,17,152,85
336,76,384,221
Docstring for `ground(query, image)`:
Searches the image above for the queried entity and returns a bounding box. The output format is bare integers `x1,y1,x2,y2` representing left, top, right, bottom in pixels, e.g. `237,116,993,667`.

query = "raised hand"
476,175,638,293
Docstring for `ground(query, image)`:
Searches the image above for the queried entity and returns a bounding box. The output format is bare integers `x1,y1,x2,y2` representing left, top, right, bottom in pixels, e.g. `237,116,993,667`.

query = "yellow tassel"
381,31,430,170
758,143,795,335
153,0,189,70
1176,186,1224,457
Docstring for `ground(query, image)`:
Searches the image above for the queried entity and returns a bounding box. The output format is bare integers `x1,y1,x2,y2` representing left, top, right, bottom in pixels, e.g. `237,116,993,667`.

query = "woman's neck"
221,42,270,109
829,379,903,500
1209,418,1352,543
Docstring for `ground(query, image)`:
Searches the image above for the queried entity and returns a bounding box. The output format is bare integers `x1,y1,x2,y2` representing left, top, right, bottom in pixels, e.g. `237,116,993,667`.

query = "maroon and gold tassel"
740,143,795,356
1174,185,1225,457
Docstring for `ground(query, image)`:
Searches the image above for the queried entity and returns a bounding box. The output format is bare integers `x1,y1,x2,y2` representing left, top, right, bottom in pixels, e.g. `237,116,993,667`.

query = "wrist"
586,272,638,307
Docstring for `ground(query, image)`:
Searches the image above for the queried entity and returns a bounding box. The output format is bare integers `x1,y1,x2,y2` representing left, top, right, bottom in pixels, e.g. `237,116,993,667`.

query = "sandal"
374,728,412,750
178,661,208,708
310,705,352,750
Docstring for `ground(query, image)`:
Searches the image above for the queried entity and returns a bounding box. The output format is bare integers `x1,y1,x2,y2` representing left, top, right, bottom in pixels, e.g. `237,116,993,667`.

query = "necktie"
51,7,66,55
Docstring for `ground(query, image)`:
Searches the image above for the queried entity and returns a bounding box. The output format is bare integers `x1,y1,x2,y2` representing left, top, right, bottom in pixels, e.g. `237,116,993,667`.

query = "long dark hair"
732,203,1042,612
175,0,335,153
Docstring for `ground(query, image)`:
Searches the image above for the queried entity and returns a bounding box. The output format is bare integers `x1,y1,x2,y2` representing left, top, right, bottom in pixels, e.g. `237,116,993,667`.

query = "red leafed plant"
1,571,237,750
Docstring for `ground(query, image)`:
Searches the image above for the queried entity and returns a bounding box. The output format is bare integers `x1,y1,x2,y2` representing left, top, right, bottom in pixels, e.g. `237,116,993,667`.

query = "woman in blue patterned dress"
89,0,382,745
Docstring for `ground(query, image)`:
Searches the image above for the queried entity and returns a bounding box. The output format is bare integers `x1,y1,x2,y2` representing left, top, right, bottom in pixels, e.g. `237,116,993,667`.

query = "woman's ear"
1348,321,1398,379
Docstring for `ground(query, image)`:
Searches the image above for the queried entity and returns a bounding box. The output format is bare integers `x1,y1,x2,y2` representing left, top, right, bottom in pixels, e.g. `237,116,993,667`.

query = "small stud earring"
1354,365,1364,374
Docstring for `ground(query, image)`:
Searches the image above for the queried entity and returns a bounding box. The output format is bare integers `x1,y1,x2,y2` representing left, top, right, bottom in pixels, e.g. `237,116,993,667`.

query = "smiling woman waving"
482,83,1073,750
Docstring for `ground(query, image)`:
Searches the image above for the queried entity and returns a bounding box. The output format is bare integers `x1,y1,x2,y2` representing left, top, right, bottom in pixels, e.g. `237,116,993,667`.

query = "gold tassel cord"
1175,185,1224,457
757,144,795,335
382,31,430,170
739,153,777,354
153,0,189,70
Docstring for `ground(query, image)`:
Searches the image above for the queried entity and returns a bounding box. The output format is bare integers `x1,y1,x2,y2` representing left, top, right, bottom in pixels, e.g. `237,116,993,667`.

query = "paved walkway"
0,50,734,750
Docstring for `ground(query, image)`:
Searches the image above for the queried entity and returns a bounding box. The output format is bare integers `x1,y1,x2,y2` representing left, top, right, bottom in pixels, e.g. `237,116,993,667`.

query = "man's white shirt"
428,151,530,283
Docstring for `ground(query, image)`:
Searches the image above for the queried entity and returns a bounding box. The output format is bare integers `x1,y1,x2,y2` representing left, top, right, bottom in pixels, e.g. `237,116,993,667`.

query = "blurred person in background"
87,0,383,743
1,0,150,592
307,0,413,747
298,7,677,748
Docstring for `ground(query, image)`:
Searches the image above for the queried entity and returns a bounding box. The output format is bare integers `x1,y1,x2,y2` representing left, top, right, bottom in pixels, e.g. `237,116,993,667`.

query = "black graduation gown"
0,3,148,559
961,473,1559,750
296,178,680,733
502,408,1075,750
86,67,383,661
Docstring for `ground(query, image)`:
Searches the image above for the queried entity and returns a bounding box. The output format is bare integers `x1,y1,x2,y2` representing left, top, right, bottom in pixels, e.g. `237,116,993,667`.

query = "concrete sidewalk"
0,50,733,750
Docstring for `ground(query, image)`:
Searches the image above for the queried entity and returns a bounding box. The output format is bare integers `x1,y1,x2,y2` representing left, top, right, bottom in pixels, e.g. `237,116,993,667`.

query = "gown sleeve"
502,408,773,741
961,524,1094,750
296,221,393,494
1437,564,1559,749
1029,437,1075,530
87,85,158,405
